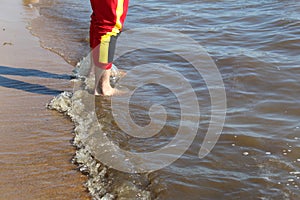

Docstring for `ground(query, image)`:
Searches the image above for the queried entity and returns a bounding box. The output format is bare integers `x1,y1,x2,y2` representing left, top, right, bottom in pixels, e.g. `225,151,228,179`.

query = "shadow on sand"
0,65,70,95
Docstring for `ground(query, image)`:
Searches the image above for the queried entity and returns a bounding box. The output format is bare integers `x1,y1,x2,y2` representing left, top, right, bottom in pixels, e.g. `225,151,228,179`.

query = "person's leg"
94,66,112,96
92,34,119,96
90,0,129,96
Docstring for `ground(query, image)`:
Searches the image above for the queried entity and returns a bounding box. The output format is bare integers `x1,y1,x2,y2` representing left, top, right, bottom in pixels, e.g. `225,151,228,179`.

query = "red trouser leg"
90,0,129,70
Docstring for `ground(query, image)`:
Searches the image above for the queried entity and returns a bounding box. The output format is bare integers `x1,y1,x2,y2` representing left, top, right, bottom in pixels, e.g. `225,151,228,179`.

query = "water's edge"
24,0,300,199
47,71,153,199
22,2,108,199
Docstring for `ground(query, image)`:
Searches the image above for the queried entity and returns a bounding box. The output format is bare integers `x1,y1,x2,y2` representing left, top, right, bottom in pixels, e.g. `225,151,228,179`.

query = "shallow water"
33,0,300,199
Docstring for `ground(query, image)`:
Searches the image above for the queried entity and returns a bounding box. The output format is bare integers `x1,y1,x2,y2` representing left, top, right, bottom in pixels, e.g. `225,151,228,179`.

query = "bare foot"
94,67,127,96
95,84,115,96
95,83,128,96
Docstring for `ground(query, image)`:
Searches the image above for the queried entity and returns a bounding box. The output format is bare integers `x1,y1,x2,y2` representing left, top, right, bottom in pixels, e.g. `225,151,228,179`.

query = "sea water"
36,0,300,199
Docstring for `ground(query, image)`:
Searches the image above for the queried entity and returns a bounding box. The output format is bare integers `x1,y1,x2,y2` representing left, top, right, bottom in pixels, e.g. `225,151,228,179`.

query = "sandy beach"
0,0,89,199
2,0,299,199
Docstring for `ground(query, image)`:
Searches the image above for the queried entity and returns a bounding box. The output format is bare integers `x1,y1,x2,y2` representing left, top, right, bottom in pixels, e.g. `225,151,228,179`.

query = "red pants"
90,0,129,70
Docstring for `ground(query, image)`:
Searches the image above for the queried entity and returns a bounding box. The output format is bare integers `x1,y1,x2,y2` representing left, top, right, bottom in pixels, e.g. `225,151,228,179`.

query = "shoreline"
0,0,89,199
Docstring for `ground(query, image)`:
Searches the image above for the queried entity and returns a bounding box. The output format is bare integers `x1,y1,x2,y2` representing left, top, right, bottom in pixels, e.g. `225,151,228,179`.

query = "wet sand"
38,0,300,199
5,0,300,199
0,0,89,199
